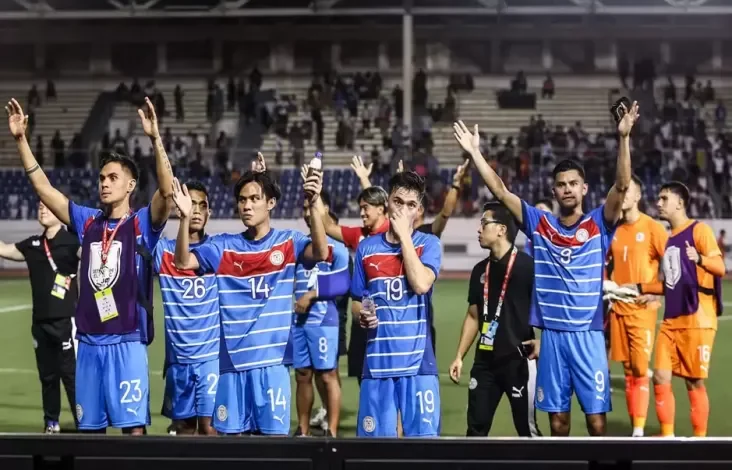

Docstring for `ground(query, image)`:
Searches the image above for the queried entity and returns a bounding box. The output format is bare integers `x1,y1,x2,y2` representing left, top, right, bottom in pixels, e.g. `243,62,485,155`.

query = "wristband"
636,283,643,295
697,255,703,267
25,164,40,175
452,184,461,191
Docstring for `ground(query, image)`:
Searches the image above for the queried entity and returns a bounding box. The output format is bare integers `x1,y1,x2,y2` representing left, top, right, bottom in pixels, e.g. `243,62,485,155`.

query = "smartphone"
610,97,631,124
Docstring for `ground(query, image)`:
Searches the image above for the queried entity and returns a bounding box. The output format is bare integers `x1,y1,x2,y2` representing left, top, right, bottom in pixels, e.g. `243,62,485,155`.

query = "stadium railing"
2,434,732,469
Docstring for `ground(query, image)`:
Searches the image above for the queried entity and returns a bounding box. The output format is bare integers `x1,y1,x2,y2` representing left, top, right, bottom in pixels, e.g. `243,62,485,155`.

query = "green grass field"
1,277,731,436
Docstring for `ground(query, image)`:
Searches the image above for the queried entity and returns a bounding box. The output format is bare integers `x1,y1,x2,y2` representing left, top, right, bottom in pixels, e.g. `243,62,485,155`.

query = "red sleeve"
340,225,364,251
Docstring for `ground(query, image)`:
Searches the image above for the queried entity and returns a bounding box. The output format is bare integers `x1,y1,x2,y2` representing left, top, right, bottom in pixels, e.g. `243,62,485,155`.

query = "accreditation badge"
478,321,499,351
50,274,71,300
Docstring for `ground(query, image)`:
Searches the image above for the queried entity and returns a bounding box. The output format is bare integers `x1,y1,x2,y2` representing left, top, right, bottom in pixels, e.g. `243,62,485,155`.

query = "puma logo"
319,355,328,363
233,261,244,271
272,414,285,424
511,386,524,398
126,407,138,416
422,417,432,427
595,395,606,403
62,339,73,351
369,262,382,271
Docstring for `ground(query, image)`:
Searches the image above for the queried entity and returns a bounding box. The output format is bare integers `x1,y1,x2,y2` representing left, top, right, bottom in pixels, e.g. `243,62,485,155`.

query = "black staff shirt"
467,248,535,362
16,228,80,322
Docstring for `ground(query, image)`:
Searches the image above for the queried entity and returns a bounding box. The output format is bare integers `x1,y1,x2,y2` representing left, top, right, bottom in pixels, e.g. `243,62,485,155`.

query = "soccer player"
607,175,667,437
154,180,219,436
453,101,638,436
636,182,725,437
523,199,553,255
351,171,442,437
171,169,329,435
7,97,174,434
293,190,350,437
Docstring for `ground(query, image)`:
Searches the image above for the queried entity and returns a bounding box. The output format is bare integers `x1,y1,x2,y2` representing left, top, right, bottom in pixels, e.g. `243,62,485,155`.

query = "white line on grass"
0,305,31,314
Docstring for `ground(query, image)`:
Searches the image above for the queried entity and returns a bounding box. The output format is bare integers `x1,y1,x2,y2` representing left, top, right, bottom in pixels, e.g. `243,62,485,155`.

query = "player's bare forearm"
150,135,174,227
639,281,664,295
305,196,329,262
322,213,345,243
431,187,459,237
174,216,199,271
358,175,372,190
604,135,631,224
455,306,479,360
467,148,523,224
400,236,436,295
699,255,726,277
0,241,24,262
16,135,70,225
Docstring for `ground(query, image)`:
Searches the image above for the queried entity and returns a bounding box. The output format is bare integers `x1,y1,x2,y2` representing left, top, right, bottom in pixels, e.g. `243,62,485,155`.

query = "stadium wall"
1,218,731,273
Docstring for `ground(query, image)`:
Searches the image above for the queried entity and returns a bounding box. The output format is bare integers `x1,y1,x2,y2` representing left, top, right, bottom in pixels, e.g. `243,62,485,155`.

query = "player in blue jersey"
453,101,639,436
351,171,443,438
293,190,351,436
523,200,553,255
7,97,174,434
153,180,219,435
171,169,329,436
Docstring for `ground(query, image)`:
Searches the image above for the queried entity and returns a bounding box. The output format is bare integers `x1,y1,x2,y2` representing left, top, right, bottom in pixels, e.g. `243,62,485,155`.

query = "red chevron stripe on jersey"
160,250,197,277
536,216,600,248
363,245,424,280
219,239,296,277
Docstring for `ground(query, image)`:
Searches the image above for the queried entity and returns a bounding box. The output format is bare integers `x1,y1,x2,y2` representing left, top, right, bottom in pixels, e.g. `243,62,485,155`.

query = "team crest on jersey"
663,245,682,289
217,405,228,422
270,250,285,266
636,232,645,242
88,240,123,291
76,404,83,421
575,229,589,243
362,416,376,433
536,387,544,403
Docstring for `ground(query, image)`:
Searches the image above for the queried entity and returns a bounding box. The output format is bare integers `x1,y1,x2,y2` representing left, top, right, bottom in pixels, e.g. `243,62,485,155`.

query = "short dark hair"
357,186,388,208
552,159,585,180
388,171,426,202
233,170,281,202
630,174,644,194
535,198,553,209
660,181,690,208
482,201,518,243
185,180,209,199
100,152,139,181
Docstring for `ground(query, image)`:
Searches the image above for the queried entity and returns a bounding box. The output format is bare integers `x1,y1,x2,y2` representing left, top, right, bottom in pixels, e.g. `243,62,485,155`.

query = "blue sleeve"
68,201,100,244
520,200,543,237
419,234,442,278
135,205,165,253
590,205,616,251
152,239,164,274
192,237,224,275
350,244,367,300
292,230,311,261
316,243,351,299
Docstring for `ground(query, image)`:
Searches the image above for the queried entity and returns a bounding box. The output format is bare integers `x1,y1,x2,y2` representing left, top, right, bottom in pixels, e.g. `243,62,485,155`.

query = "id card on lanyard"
478,246,518,351
43,238,72,300
94,213,130,322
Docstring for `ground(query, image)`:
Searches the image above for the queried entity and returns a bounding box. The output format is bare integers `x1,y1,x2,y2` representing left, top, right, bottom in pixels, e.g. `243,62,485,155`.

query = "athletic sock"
632,376,650,435
624,375,635,424
654,383,675,437
689,386,710,437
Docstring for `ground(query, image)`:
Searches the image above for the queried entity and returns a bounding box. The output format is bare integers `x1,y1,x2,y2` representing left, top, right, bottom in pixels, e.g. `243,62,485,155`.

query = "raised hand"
453,120,480,154
397,159,404,174
5,99,27,139
171,178,192,218
685,240,700,264
617,101,640,137
251,152,267,173
303,169,323,203
350,155,373,180
300,164,309,183
138,97,160,139
452,159,470,188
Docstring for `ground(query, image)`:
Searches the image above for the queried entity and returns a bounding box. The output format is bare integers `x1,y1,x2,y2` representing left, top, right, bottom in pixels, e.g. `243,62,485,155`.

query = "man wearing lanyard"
449,202,541,437
0,202,80,433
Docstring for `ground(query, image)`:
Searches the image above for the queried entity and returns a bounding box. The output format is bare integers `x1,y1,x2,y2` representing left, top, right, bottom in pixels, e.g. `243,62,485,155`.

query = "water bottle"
361,294,377,329
307,152,322,178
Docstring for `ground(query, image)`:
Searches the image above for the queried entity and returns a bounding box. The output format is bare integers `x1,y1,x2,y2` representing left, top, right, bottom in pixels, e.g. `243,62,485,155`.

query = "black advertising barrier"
2,435,732,469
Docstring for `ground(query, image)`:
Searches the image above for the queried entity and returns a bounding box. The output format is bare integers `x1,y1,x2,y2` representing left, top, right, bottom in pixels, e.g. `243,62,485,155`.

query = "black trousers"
32,317,77,425
467,356,541,437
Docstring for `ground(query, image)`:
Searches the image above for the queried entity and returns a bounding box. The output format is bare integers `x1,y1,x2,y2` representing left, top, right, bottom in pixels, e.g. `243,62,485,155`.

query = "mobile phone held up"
610,97,632,124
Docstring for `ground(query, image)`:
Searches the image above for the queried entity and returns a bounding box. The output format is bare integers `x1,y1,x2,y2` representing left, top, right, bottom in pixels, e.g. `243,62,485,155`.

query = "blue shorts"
292,326,339,370
535,329,611,414
213,364,290,435
162,359,219,420
76,341,150,430
357,375,440,437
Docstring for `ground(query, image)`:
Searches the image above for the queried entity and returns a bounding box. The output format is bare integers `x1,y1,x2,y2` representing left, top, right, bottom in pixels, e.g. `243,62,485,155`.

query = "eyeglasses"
480,219,502,228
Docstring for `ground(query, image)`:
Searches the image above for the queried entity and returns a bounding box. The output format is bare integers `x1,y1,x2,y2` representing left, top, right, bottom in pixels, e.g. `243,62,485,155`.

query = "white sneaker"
632,427,644,437
310,407,327,427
